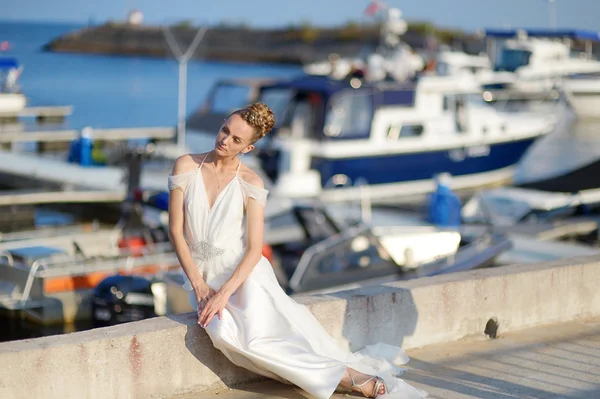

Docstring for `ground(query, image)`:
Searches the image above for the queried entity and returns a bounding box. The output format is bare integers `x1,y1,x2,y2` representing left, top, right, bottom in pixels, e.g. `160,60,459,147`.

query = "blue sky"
3,0,597,32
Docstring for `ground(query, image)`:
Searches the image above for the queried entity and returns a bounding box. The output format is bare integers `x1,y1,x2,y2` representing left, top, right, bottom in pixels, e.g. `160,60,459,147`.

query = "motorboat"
262,202,511,295
434,50,493,80
0,221,178,326
479,29,600,119
252,73,556,204
563,74,600,119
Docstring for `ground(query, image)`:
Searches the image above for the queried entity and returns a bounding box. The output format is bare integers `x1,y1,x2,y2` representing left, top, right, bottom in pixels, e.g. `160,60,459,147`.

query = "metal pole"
162,26,207,149
177,61,187,148
548,0,557,29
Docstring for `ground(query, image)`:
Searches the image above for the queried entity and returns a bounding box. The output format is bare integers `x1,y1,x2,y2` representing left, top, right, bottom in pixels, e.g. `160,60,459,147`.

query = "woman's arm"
198,177,265,328
168,156,213,303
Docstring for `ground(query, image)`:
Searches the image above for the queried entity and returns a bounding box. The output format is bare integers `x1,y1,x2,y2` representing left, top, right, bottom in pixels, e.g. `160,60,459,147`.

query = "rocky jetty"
43,22,482,64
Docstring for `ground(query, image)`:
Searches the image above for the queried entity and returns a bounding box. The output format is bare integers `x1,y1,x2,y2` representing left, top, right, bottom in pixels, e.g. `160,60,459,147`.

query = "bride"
168,103,427,398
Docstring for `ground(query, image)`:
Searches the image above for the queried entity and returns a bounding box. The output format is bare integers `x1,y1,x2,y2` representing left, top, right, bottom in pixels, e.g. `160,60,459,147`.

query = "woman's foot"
337,368,387,398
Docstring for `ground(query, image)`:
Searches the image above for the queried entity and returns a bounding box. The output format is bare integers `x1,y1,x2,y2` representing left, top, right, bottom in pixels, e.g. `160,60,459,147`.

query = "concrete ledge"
2,256,600,399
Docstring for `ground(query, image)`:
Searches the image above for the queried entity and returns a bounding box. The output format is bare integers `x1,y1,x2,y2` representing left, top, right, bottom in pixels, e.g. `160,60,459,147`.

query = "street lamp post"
162,26,207,149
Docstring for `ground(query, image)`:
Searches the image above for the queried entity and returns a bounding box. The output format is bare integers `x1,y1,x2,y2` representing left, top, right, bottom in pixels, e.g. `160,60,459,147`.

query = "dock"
0,189,125,206
0,106,73,123
0,126,175,144
1,256,598,399
0,149,169,193
187,320,600,399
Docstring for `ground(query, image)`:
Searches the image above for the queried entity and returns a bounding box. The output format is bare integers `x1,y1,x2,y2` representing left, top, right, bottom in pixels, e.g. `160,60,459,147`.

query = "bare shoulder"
238,165,264,188
171,153,205,175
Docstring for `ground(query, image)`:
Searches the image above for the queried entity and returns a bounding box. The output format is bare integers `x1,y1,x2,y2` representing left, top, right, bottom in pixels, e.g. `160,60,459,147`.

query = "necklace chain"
209,151,241,190
212,164,222,189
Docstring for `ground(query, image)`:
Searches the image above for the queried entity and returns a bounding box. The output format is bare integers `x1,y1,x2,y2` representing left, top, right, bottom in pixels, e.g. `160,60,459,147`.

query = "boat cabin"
484,29,600,76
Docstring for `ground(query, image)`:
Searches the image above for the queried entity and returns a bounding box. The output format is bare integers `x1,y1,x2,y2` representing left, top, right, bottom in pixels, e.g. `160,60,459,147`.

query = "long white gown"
168,160,428,399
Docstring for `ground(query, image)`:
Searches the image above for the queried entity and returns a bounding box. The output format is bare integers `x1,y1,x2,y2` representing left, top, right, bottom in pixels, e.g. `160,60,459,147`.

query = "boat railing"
15,246,178,306
0,251,14,267
489,88,564,115
288,224,382,292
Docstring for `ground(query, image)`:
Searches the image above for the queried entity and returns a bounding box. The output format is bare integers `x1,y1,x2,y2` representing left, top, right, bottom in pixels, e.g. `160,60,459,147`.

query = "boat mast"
547,0,557,30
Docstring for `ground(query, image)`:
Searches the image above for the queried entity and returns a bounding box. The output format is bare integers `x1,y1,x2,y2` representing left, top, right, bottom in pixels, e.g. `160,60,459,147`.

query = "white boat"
563,75,600,119
0,224,178,325
252,74,556,204
480,29,600,119
434,50,493,80
0,57,26,116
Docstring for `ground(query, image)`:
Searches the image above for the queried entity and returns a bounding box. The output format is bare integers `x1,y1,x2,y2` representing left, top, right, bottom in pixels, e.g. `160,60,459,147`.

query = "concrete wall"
2,256,599,399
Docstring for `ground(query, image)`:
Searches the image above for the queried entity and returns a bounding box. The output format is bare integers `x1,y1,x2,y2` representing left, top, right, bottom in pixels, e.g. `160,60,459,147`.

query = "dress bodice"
168,166,268,252
168,160,268,290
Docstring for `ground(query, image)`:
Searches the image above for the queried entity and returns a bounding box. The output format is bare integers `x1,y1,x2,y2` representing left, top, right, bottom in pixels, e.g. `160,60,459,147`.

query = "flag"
364,0,384,16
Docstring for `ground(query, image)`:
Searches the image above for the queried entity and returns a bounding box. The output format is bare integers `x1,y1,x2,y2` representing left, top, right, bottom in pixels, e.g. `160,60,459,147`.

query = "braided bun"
236,102,275,142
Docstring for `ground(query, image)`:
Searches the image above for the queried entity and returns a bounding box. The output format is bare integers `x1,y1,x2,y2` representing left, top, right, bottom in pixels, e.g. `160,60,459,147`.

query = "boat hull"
564,76,600,119
291,136,539,203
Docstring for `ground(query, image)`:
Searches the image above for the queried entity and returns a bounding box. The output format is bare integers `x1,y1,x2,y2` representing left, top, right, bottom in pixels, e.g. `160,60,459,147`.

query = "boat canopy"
260,74,416,107
484,29,600,42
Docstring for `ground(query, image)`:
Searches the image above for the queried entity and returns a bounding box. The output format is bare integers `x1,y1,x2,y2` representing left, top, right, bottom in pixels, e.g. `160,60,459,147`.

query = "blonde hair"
232,102,275,143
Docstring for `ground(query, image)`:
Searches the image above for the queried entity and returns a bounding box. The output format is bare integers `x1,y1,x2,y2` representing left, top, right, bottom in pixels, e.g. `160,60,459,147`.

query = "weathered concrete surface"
1,256,600,399
175,319,600,399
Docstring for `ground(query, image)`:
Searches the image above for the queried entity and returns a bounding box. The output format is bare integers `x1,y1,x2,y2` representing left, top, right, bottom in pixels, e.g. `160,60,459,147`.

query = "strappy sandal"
349,372,388,398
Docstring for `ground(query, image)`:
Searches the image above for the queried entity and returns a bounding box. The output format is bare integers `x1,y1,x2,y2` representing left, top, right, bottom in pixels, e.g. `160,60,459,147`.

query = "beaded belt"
189,240,225,261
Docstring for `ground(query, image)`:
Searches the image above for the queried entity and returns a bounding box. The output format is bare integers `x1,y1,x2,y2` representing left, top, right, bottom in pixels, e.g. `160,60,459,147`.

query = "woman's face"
214,113,255,158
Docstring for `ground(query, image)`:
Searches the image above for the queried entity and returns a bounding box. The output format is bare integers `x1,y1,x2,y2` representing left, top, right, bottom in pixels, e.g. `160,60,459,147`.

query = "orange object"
43,263,178,294
262,243,274,264
118,236,147,257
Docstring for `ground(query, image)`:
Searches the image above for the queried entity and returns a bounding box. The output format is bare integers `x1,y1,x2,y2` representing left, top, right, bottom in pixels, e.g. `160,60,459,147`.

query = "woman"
168,103,427,399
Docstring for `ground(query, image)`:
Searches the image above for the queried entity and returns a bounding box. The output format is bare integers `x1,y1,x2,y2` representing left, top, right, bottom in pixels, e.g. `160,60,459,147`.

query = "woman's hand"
198,289,231,328
194,282,215,306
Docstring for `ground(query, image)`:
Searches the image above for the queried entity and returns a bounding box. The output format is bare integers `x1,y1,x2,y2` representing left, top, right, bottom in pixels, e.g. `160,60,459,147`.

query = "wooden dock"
0,149,169,193
0,126,175,144
0,189,125,206
0,106,73,123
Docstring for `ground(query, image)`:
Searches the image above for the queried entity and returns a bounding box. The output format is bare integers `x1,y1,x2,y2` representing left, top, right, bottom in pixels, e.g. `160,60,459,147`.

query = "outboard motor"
92,275,164,327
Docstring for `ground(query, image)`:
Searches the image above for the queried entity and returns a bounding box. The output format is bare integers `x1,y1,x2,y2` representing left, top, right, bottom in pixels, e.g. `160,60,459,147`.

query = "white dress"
168,159,428,399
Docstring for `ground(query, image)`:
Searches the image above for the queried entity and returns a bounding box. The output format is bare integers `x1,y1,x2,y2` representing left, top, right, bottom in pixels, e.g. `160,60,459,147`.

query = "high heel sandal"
349,372,388,398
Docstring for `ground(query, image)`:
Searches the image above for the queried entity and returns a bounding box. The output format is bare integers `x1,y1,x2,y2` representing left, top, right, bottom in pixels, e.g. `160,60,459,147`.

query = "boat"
434,50,493,80
301,6,424,83
0,223,178,326
0,57,26,117
265,202,511,295
479,29,600,119
563,74,600,119
251,73,556,204
518,156,600,194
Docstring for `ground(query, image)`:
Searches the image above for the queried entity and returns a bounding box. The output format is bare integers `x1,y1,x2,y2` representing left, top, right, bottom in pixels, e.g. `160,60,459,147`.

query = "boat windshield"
324,91,373,139
258,88,293,123
495,49,532,72
210,84,252,113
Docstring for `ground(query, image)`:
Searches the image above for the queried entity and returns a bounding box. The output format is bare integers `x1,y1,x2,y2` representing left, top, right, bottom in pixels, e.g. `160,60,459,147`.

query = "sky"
2,0,598,32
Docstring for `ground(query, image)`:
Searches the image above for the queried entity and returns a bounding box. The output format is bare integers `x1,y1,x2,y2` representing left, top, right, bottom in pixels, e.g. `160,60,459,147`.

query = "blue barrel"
427,179,462,227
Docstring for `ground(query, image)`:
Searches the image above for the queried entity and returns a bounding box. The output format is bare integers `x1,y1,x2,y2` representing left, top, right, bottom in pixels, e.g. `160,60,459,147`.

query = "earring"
240,153,245,160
